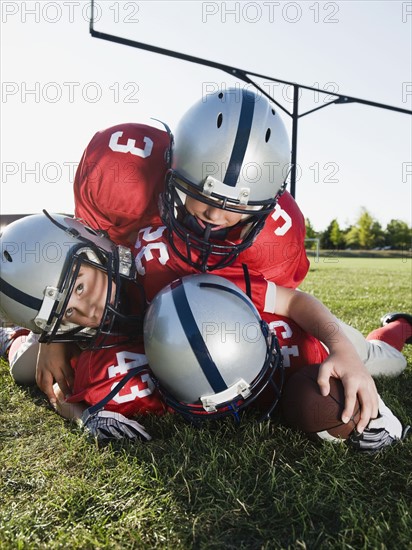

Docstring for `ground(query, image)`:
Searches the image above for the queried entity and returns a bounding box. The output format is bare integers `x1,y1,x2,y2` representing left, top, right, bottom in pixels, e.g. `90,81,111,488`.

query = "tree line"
305,207,412,250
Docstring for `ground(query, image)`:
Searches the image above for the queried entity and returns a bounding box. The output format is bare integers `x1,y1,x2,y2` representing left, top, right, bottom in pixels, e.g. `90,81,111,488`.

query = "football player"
19,88,405,434
73,88,309,286
2,252,410,450
35,88,316,407
143,274,411,451
0,212,166,441
2,213,411,446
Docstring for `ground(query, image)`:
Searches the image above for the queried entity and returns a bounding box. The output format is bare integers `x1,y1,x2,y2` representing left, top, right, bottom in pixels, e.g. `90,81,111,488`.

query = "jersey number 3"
109,130,153,158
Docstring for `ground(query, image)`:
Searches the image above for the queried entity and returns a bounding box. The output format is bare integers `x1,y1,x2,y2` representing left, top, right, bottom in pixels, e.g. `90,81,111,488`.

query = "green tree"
371,220,385,248
320,219,338,249
305,218,319,250
330,219,344,249
385,219,412,249
357,209,375,248
353,208,384,249
305,218,317,240
344,225,360,249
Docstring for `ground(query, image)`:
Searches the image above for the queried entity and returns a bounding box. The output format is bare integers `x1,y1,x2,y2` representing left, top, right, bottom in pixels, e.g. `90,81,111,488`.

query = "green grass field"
1,257,411,549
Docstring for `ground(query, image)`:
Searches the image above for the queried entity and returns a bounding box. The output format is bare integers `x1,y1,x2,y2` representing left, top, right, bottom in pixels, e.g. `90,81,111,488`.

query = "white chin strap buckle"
200,379,251,412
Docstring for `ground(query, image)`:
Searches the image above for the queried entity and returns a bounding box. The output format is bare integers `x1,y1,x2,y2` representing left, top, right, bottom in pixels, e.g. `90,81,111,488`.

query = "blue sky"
1,1,411,231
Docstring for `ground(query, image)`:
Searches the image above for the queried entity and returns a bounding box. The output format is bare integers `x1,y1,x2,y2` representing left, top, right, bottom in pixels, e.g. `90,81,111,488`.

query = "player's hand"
317,353,379,433
350,396,408,452
80,410,152,442
36,343,76,407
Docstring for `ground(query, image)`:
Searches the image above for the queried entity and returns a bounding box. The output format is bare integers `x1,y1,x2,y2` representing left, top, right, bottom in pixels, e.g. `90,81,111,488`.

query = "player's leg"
1,326,30,357
363,313,411,377
336,318,408,378
4,329,39,385
367,313,412,350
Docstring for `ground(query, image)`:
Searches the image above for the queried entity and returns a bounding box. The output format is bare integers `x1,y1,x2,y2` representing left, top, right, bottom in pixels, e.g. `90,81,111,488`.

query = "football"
281,364,361,442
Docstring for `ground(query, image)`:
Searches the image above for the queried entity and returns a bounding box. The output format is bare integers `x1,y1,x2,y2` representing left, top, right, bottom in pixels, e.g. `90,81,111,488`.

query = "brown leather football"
281,364,361,441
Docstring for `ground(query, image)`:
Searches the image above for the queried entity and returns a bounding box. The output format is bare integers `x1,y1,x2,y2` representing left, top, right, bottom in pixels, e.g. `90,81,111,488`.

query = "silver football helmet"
0,211,143,347
161,88,291,271
143,274,284,421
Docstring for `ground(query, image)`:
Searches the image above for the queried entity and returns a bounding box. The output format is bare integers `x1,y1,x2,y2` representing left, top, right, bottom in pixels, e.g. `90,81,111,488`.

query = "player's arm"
36,342,79,406
53,382,87,420
274,286,379,433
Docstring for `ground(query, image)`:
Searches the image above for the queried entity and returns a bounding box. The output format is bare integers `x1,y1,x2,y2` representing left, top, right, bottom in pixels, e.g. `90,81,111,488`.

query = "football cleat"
381,312,412,344
0,326,29,357
80,410,151,443
349,396,408,452
0,326,17,357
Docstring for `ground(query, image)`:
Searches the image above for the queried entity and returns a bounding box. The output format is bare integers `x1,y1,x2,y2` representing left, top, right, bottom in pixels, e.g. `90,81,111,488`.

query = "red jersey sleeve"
74,123,171,246
240,191,309,288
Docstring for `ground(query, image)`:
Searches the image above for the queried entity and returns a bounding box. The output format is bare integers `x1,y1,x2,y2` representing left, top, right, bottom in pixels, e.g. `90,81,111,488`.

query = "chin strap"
182,212,230,241
241,263,252,301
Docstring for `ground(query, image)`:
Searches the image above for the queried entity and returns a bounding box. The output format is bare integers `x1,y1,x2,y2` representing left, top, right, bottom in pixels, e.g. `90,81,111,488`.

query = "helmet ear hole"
217,113,223,128
265,128,271,143
3,251,13,262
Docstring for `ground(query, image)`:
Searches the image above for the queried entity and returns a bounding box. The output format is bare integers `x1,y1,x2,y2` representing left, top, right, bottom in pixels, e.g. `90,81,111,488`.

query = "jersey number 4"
107,351,155,403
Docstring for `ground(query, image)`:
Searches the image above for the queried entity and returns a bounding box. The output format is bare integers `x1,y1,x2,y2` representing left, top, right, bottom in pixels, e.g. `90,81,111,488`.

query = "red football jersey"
74,123,170,246
263,314,328,379
254,312,328,412
67,340,167,417
133,227,327,375
242,192,309,287
73,123,309,288
64,269,325,417
132,223,268,302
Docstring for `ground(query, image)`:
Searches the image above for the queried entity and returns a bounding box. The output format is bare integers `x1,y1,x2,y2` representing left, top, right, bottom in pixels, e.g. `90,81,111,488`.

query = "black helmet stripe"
223,89,255,187
0,277,42,311
171,280,227,393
